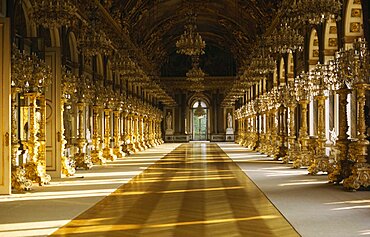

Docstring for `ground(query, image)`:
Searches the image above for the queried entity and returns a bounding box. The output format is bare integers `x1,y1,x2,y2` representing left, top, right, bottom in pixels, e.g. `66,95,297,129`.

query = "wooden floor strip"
51,143,299,237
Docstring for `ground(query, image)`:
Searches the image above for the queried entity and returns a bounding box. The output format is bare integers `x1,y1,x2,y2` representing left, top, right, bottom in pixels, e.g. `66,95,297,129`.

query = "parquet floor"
51,143,299,237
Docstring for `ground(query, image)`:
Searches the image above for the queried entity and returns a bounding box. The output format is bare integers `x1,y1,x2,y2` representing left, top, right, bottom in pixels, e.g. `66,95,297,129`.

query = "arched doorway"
192,100,208,141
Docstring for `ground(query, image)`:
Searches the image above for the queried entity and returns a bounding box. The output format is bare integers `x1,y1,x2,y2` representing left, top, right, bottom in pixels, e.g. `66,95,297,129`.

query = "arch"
279,57,285,85
287,52,294,81
21,0,37,37
106,60,113,81
68,32,79,65
308,28,319,68
49,28,61,47
273,64,278,87
344,0,364,45
187,93,211,109
192,100,208,108
96,54,104,76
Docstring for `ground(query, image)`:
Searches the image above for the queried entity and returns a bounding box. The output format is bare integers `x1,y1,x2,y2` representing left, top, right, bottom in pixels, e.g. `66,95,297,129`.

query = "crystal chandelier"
249,38,275,76
267,22,304,53
78,27,112,57
118,55,137,79
249,53,275,76
176,12,206,56
294,0,342,25
186,66,205,82
29,0,77,28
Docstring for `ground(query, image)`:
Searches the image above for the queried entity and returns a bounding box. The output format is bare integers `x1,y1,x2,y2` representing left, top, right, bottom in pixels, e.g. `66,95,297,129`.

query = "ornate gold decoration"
329,38,338,47
351,9,362,18
350,22,361,33
329,26,337,34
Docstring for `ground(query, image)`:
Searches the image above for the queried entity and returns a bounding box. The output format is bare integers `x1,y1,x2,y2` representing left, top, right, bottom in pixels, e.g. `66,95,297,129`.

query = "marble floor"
1,142,368,237
52,143,298,237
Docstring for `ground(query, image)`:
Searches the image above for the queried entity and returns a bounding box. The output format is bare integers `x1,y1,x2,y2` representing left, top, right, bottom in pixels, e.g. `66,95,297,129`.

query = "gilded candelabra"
342,39,370,190
281,82,297,164
307,65,334,174
102,87,117,162
90,81,105,164
293,73,313,168
20,53,52,186
74,76,93,169
112,94,125,159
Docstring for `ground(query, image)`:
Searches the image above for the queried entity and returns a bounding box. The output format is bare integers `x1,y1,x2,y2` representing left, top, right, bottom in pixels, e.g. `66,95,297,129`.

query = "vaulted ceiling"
112,0,281,76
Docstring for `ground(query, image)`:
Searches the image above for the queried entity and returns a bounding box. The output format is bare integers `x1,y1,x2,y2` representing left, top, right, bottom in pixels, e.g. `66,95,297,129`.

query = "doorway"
192,100,208,141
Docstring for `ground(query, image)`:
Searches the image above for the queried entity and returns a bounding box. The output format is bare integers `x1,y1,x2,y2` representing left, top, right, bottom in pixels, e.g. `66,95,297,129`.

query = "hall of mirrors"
0,0,369,196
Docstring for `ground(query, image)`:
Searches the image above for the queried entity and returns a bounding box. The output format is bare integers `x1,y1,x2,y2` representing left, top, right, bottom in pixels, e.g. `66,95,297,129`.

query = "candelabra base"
343,163,370,191
24,161,51,186
308,155,333,175
91,150,106,165
61,155,76,177
281,155,290,164
328,140,351,183
127,143,136,154
11,166,33,191
292,151,312,169
113,146,125,159
102,148,117,161
74,153,93,170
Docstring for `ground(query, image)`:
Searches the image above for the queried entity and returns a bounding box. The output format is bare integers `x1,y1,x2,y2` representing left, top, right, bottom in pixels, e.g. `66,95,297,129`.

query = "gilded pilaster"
283,103,297,164
328,88,351,183
113,110,125,158
102,109,117,161
308,94,332,174
91,106,105,164
293,99,312,168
